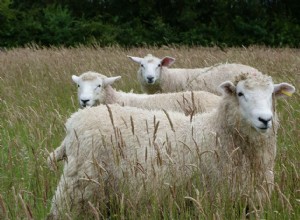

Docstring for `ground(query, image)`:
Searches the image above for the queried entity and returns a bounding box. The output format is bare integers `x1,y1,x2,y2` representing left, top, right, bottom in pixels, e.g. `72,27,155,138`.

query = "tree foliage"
0,0,299,48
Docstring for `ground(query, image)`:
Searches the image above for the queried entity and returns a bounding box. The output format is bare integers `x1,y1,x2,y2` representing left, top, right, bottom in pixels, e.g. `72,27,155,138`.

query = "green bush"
0,0,299,48
41,5,75,46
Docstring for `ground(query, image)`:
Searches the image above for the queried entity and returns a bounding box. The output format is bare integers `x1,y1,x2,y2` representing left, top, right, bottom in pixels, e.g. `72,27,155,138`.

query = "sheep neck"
160,67,184,93
104,85,119,104
142,82,162,94
104,86,145,107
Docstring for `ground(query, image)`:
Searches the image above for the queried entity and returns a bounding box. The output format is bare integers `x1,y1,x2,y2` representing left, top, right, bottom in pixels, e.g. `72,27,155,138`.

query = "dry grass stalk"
0,194,8,220
18,194,33,220
153,116,160,142
184,196,206,216
275,183,293,213
130,115,135,135
106,104,116,132
162,109,175,132
88,201,100,220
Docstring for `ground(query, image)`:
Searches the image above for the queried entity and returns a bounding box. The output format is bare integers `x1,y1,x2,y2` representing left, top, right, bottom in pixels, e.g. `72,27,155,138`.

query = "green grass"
0,45,299,219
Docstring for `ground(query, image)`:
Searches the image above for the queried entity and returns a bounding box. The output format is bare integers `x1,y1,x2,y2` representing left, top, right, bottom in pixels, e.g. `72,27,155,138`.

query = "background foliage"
0,0,299,48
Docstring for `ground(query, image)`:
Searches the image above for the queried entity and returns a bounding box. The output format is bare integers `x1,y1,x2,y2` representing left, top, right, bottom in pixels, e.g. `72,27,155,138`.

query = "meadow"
0,45,299,219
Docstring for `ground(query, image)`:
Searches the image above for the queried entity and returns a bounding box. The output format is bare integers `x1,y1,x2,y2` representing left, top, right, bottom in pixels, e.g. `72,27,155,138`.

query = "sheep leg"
47,140,66,170
47,174,72,219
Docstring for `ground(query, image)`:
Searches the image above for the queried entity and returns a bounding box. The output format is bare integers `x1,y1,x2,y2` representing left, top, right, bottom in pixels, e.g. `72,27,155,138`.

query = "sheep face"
128,54,175,85
72,73,121,108
220,75,295,133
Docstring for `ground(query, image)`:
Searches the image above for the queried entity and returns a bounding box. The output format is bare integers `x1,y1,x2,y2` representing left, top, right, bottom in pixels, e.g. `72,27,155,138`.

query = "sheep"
48,71,221,169
128,54,263,94
72,71,220,113
47,73,295,219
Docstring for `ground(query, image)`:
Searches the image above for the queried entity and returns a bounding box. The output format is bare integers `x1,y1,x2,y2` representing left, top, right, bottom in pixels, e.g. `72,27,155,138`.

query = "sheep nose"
258,117,272,126
147,76,154,82
81,99,90,104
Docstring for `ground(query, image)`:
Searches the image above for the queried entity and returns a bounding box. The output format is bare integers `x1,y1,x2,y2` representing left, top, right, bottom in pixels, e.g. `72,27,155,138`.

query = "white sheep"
128,54,262,94
48,71,221,169
47,73,295,219
72,71,220,113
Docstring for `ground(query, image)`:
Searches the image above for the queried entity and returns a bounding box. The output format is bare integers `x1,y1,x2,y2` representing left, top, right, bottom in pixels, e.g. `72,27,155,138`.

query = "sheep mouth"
81,104,90,108
256,126,269,132
147,80,155,84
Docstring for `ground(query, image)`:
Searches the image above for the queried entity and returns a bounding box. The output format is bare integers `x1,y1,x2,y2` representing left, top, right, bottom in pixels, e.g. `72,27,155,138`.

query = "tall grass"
0,46,299,219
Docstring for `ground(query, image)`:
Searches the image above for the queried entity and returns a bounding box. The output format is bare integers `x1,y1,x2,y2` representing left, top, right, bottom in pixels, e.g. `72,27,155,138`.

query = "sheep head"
128,54,175,86
219,73,295,133
72,71,121,108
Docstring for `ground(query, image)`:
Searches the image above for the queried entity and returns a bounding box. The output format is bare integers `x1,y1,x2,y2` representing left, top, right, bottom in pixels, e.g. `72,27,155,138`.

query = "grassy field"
0,46,299,219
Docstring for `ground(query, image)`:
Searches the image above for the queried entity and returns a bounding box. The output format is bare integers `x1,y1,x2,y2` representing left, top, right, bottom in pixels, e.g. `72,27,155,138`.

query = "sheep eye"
141,64,144,68
77,85,80,88
97,85,101,88
237,92,244,97
158,64,161,67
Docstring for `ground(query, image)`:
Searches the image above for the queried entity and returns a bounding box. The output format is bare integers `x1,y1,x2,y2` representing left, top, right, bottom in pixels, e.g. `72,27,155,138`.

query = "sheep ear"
273,83,295,98
127,55,143,64
103,76,121,86
161,56,175,67
219,81,236,95
72,75,79,83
